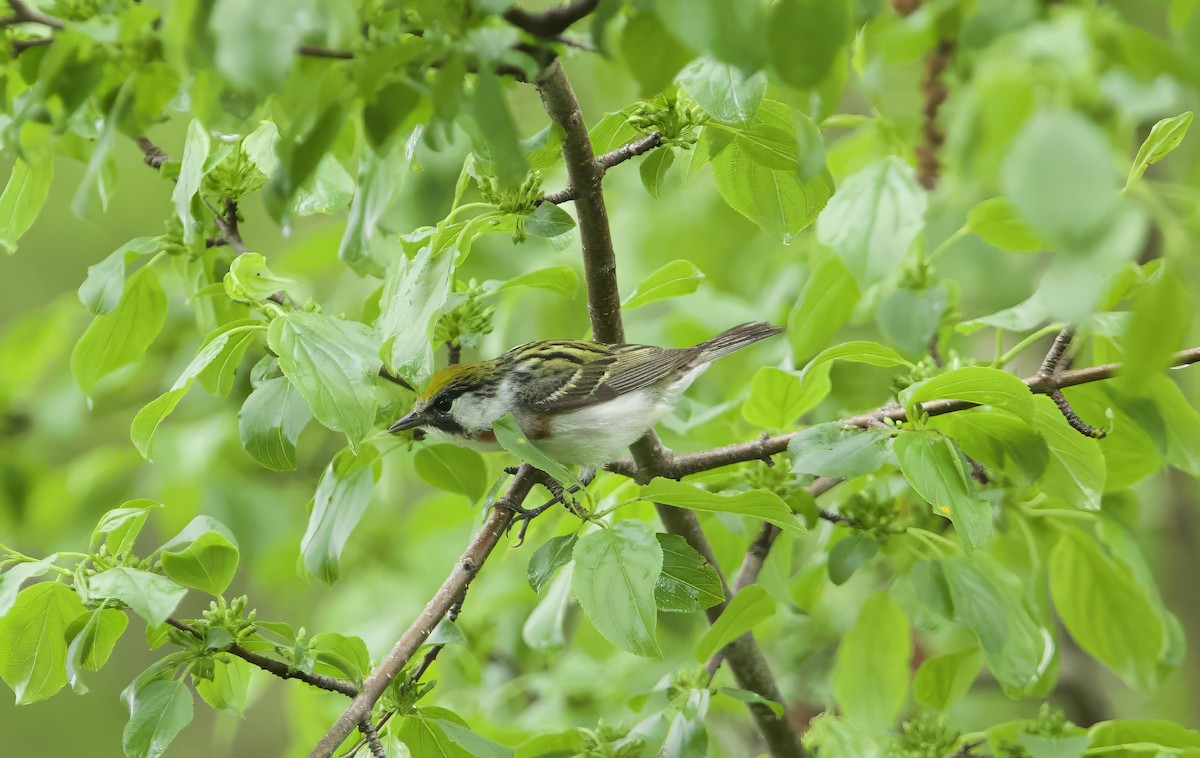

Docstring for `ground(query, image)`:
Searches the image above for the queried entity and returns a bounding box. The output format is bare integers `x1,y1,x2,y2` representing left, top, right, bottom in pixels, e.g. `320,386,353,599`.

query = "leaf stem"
997,324,1065,368
926,224,970,265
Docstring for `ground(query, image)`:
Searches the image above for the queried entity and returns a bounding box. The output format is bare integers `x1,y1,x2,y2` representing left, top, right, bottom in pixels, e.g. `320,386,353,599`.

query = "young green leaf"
1126,111,1193,188
769,0,851,90
88,568,187,625
238,376,313,471
524,201,576,238
620,9,695,96
655,533,725,613
694,585,776,662
741,367,810,429
301,446,381,585
876,286,948,357
788,250,860,362
269,311,381,447
894,431,994,551
0,582,85,703
641,480,806,535
223,254,295,304
311,632,372,684
122,679,194,758
78,237,161,314
71,267,168,396
91,501,161,557
490,266,578,297
788,423,893,478
378,241,455,385
527,535,577,594
834,593,911,731
1050,527,1164,692
676,57,767,126
639,147,675,198
65,607,128,694
1031,395,1106,510
0,148,54,255
622,259,705,310
572,521,662,658
161,531,240,595
900,366,1035,422
828,533,879,586
1121,262,1193,390
1087,720,1200,753
712,140,833,242
816,157,927,287
194,657,252,715
171,120,210,243
913,648,983,712
967,197,1042,253
472,70,528,187
339,145,405,277
413,444,489,504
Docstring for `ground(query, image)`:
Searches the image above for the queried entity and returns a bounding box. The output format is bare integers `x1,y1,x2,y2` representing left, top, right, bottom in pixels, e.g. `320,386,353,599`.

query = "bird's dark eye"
432,394,454,414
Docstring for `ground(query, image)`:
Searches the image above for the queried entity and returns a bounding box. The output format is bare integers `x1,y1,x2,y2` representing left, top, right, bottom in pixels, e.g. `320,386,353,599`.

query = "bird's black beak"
388,411,426,434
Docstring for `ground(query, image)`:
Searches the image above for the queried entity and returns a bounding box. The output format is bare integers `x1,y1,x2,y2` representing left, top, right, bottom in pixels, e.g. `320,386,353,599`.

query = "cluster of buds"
841,490,904,535
435,281,495,351
891,713,961,758
478,170,543,215
627,91,707,149
578,721,644,758
200,595,257,643
383,668,436,713
48,0,103,21
157,215,205,260
86,543,157,573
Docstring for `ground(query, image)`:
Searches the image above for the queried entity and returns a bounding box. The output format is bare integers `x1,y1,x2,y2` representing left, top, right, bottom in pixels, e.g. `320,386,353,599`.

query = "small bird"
388,322,783,466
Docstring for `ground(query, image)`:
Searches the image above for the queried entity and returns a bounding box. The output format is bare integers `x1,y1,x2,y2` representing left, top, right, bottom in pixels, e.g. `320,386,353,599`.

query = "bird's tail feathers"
696,322,784,363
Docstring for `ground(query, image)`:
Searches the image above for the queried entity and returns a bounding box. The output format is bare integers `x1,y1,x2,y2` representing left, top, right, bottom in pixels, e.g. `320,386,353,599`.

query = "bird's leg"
497,468,596,546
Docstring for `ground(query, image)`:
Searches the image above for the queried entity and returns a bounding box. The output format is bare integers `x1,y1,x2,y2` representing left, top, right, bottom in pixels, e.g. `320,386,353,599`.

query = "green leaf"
827,533,879,586
238,376,312,471
523,563,572,650
716,687,785,719
788,423,893,478
1050,527,1164,691
122,679,194,758
363,79,422,151
816,156,927,287
433,716,516,758
642,480,805,536
161,531,239,595
395,711,473,758
194,657,252,715
931,410,1048,485
71,266,168,396
0,582,85,703
1087,720,1200,753
657,0,767,69
741,367,808,429
132,323,263,460
493,414,584,491
171,119,210,243
301,446,381,585
413,444,489,503
913,648,983,711
694,585,775,661
524,202,576,238
269,311,381,447
677,57,767,126
623,259,705,310
620,10,695,96
967,197,1042,253
311,632,371,684
572,521,662,658
339,145,405,277
1031,395,1105,510
834,593,911,731
712,139,833,243
212,0,300,91
769,0,851,90
78,237,161,314
90,501,161,557
1126,111,1193,187
473,69,528,187
527,535,577,594
378,240,455,385
894,431,994,551
639,147,675,198
0,147,53,255
491,266,578,297
223,253,295,303
1001,109,1119,246
88,568,187,625
901,366,1035,422
788,249,860,362
65,608,127,693
876,286,948,357
1121,262,1192,390
655,533,725,613
0,557,57,619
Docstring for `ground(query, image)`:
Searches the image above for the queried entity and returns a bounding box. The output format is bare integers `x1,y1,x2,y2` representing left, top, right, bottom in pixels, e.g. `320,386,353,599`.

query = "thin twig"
503,0,598,37
298,44,355,60
357,718,386,758
1,0,64,29
1037,327,1105,437
310,467,538,758
916,37,955,190
165,618,358,697
539,132,663,205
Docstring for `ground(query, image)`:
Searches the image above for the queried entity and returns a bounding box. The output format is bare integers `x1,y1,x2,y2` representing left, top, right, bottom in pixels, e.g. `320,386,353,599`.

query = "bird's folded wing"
527,345,697,412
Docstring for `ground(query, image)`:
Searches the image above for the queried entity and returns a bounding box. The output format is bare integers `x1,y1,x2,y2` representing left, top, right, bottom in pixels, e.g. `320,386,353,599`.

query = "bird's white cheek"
451,384,513,435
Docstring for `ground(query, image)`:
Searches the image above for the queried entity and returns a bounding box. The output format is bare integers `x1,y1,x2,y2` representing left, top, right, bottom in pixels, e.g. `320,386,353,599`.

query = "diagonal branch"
310,466,539,758
1,0,63,29
539,132,663,205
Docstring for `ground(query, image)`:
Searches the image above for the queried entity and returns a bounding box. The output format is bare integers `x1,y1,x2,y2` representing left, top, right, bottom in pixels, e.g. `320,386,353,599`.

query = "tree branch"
1,0,63,29
310,466,538,758
538,57,804,757
539,132,663,205
165,617,358,698
503,0,598,37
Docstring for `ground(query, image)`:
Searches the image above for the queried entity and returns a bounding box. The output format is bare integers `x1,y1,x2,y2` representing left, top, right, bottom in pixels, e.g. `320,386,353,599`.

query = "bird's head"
387,360,507,441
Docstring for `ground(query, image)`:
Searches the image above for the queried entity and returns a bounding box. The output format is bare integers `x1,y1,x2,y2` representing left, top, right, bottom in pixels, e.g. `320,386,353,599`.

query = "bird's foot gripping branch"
4,1,1200,758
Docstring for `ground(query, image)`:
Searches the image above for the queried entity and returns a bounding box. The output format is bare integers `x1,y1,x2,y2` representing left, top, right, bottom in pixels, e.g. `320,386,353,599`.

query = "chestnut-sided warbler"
388,322,783,466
